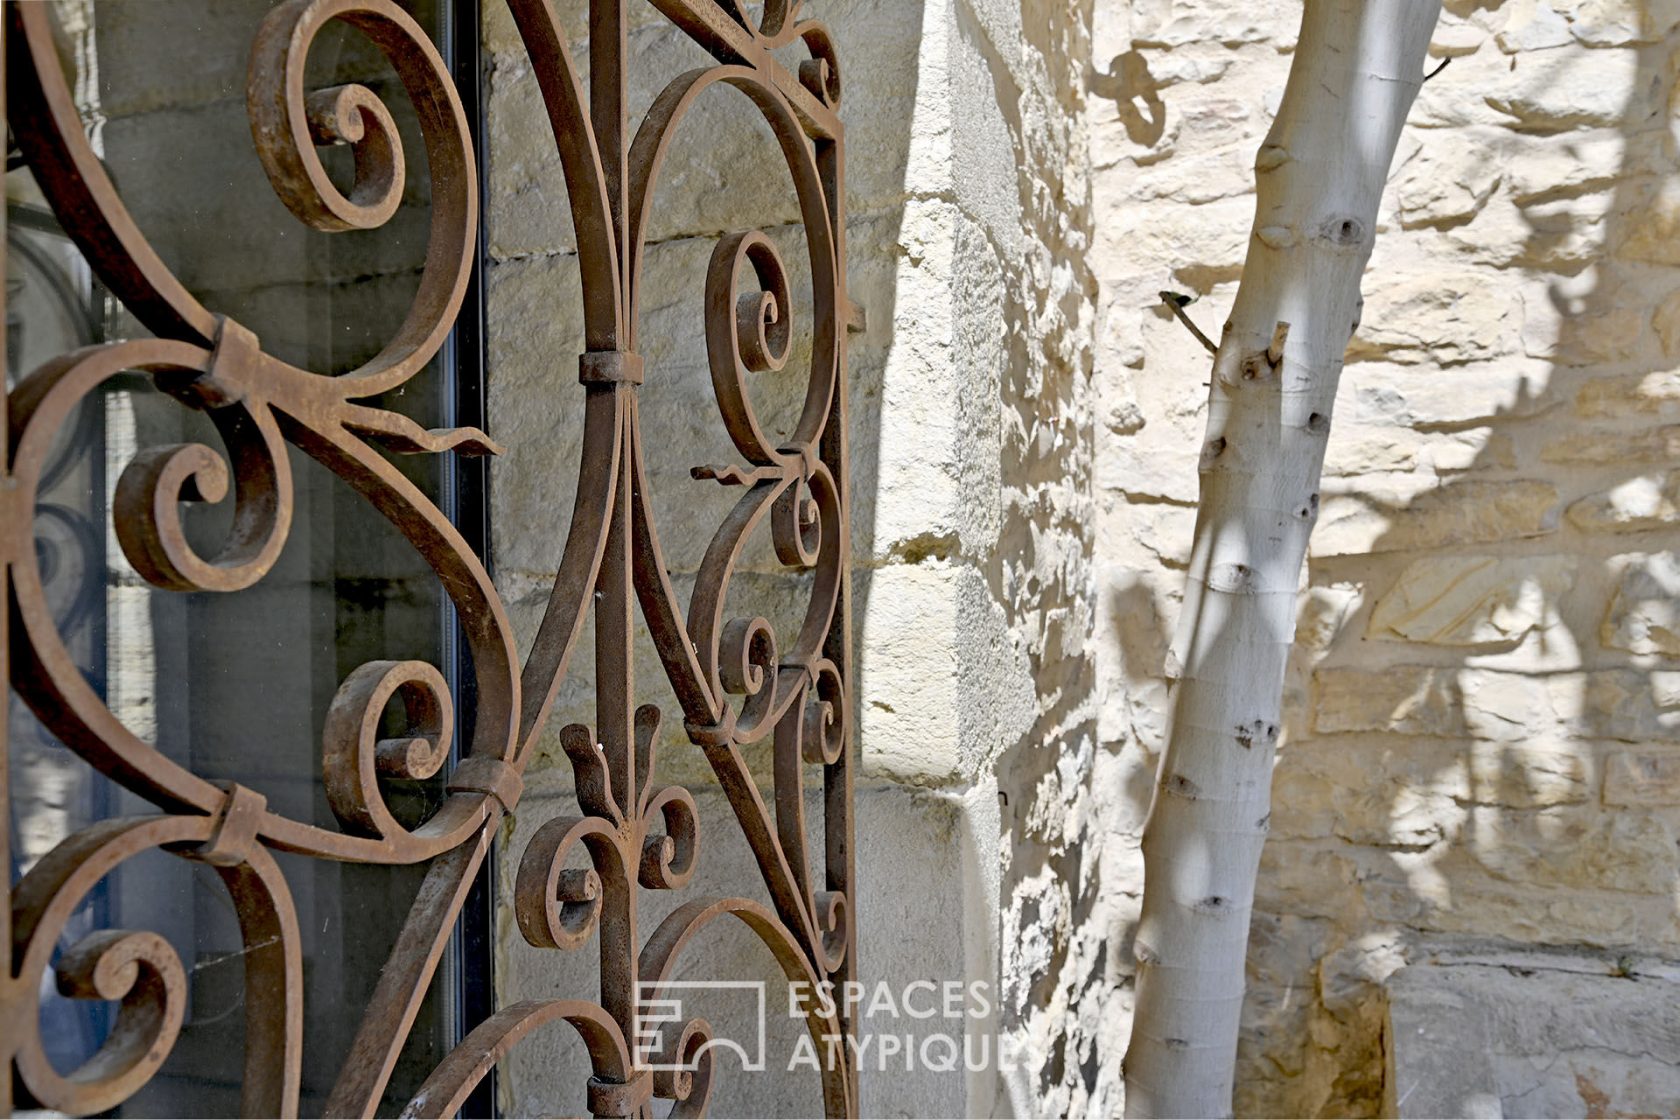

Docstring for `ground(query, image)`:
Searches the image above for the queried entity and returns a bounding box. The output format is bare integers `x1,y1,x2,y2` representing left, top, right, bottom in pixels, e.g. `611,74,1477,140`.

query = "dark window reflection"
7,1,461,1114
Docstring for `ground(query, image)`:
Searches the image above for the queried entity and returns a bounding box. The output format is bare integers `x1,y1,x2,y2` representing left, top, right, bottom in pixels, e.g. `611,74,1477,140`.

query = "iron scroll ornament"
0,0,858,1115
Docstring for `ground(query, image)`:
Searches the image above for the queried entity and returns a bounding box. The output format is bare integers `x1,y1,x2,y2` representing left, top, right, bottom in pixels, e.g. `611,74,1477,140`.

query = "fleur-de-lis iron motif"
0,0,857,1114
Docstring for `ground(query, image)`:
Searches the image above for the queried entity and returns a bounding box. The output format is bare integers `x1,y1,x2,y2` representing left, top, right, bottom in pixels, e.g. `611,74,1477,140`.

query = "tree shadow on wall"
1245,7,1680,1117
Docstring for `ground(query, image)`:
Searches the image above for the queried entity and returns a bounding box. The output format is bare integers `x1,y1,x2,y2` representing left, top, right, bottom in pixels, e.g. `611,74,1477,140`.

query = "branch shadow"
1240,7,1680,1115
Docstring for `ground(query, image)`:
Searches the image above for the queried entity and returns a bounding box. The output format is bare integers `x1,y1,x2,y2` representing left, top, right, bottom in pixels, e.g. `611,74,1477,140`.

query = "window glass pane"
6,0,460,1113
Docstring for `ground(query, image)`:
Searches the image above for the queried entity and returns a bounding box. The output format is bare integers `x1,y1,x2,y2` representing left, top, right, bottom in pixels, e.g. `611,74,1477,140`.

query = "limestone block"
1346,271,1513,366
1557,0,1680,44
1312,667,1460,738
829,0,966,216
1411,43,1523,130
1393,133,1503,228
1431,20,1489,57
1311,480,1560,557
1254,843,1361,922
1521,276,1647,365
1102,394,1146,437
1655,289,1680,358
1604,750,1680,806
855,562,1036,785
1617,181,1680,266
1579,669,1680,740
946,17,1027,262
1466,805,1675,892
1095,562,1175,751
487,228,821,576
483,53,573,260
1131,299,1225,432
1364,865,1653,945
1575,371,1680,419
1169,92,1276,168
1295,582,1363,658
1321,424,1420,476
1132,148,1254,205
1386,957,1680,1119
484,0,671,56
854,784,1003,1120
1603,552,1680,655
1132,44,1235,87
1429,430,1517,473
1385,971,1503,1119
1506,195,1619,273
1095,436,1198,504
1567,471,1680,534
1326,425,1508,482
1313,667,1575,742
1118,499,1195,570
1540,425,1680,465
1367,554,1574,646
870,200,1009,560
1346,364,1560,430
489,23,808,259
1103,195,1253,291
1485,47,1641,129
1495,0,1574,52
1268,738,1463,846
490,1,927,256
1128,1,1294,48
1506,132,1623,203
1465,744,1591,808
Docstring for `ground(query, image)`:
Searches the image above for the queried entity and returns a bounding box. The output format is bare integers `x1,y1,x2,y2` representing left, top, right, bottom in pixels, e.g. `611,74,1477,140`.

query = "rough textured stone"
1386,956,1680,1119
1568,471,1680,533
1498,1,1575,52
1485,45,1641,128
1603,552,1680,654
1575,371,1680,419
1541,424,1680,464
1312,480,1561,557
1368,555,1574,645
1604,750,1680,806
1346,271,1514,365
1313,667,1566,742
1655,288,1680,356
1393,134,1504,228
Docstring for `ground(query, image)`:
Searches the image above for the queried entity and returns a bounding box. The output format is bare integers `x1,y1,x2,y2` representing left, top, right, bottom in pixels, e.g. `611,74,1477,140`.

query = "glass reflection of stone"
6,189,116,1082
6,1,458,1114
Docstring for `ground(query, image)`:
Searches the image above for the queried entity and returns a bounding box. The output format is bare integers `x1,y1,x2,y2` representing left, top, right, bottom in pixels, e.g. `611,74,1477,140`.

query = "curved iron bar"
1,0,856,1115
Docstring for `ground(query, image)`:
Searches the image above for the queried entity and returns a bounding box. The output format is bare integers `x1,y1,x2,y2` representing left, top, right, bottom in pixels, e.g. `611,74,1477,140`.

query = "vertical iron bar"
589,0,630,317
595,400,638,1031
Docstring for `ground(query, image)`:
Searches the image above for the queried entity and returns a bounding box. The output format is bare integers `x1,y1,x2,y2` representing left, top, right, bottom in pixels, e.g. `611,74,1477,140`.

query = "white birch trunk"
1121,2,1442,1116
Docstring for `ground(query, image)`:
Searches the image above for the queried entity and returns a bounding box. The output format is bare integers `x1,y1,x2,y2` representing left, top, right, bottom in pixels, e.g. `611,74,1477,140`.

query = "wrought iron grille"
0,0,856,1114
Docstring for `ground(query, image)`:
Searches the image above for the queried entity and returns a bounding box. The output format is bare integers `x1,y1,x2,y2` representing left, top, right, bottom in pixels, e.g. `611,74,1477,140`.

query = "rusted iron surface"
0,0,856,1114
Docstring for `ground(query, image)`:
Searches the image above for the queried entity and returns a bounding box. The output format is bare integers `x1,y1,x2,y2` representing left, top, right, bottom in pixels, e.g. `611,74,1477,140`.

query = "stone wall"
1092,0,1680,1114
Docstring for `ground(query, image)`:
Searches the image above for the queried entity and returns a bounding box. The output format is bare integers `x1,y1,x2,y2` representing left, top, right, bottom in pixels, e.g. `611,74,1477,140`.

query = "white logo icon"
635,980,768,1073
